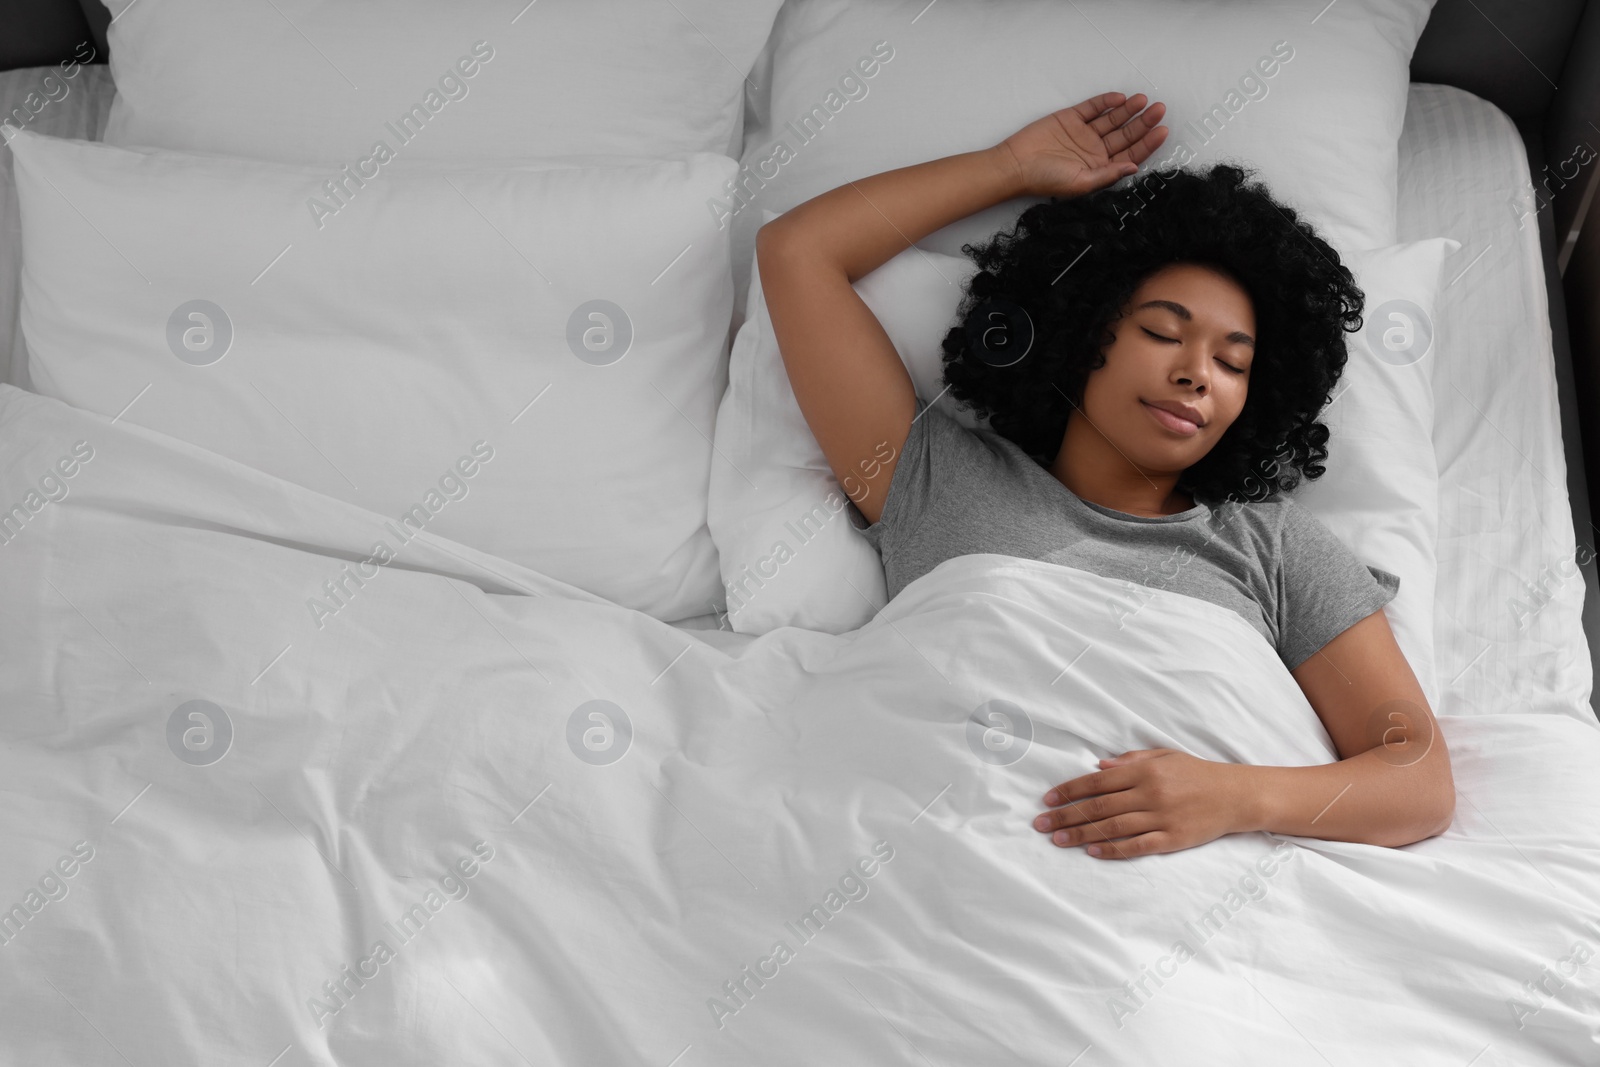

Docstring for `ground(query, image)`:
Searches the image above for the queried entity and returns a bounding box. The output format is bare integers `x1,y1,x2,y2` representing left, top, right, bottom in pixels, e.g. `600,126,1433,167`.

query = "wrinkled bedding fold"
1,384,1597,1065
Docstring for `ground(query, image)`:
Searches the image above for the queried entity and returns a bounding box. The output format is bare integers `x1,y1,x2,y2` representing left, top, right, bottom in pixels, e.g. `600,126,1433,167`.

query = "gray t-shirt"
857,396,1400,672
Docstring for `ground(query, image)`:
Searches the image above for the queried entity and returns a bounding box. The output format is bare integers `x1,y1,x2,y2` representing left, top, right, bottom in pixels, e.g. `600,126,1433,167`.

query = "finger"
1091,96,1155,142
1071,91,1128,127
1085,162,1138,186
1086,830,1171,860
1103,101,1165,156
1110,122,1169,167
1099,747,1166,767
1032,788,1140,833
1047,810,1159,851
1087,93,1145,136
1041,763,1138,806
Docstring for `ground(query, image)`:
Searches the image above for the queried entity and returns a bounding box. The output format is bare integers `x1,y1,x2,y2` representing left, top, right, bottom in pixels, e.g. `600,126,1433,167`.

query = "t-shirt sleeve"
858,395,978,561
1274,498,1401,671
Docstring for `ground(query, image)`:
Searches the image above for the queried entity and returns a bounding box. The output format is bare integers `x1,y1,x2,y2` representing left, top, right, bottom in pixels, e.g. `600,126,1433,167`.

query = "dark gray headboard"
0,1,101,72
1414,0,1597,244
6,0,1600,717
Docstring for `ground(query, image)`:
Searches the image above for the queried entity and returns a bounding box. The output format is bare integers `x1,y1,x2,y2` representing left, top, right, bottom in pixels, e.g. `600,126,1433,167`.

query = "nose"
1173,349,1211,394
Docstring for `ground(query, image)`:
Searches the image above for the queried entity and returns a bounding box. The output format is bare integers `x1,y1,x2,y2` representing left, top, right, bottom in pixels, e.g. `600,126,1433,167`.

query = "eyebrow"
1136,299,1256,348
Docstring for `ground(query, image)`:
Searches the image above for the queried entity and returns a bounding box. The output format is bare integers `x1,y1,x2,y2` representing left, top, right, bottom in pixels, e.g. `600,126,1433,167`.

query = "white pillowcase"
727,0,1436,321
99,0,784,162
10,128,736,622
1293,237,1458,715
708,208,1456,709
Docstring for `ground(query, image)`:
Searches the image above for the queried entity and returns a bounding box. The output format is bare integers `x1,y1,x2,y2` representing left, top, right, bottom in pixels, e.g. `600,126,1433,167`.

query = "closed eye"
1142,327,1247,374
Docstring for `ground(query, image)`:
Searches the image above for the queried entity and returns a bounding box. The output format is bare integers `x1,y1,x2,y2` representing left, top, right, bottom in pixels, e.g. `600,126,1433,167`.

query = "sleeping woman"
756,92,1454,861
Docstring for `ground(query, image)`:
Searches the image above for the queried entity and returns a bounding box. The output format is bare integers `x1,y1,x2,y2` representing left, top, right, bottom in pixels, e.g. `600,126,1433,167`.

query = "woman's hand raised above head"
995,92,1169,199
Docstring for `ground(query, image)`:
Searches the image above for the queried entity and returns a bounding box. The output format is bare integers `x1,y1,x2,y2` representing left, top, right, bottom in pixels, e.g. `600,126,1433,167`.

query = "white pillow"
99,0,784,162
10,128,736,623
727,0,1435,320
707,209,1456,709
1293,237,1459,715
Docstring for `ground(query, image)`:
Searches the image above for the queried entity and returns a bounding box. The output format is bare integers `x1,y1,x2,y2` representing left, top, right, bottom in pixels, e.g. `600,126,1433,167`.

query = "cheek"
1214,380,1250,425
1087,347,1140,393
1079,369,1127,417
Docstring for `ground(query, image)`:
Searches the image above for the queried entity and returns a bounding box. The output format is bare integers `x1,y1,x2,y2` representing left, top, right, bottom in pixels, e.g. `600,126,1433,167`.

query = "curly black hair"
940,161,1365,507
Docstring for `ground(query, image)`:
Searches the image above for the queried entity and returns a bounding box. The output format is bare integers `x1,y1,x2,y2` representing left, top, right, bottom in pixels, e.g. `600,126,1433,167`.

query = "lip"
1141,399,1203,436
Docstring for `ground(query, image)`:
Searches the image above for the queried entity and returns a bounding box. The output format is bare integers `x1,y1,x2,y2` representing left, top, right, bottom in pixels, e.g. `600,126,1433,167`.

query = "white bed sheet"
1396,84,1594,724
2,383,1598,1064
0,67,1597,1065
0,67,1592,723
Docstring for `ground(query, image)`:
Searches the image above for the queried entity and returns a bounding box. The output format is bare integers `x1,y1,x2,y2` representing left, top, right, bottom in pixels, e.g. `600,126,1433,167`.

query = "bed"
1,1,1597,1064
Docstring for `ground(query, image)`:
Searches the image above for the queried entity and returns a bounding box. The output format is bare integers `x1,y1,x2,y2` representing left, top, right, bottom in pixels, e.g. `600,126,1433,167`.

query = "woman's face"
1074,261,1256,473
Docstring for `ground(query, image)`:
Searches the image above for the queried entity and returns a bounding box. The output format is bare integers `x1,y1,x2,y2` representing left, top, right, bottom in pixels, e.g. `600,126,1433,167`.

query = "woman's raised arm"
755,147,1023,525
756,92,1167,525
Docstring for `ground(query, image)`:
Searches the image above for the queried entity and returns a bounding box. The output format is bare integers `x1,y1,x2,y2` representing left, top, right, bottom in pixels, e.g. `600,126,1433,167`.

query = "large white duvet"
1,384,1597,1065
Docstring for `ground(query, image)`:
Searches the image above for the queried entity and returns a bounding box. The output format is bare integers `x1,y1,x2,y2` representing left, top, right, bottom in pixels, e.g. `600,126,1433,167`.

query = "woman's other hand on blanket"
1032,748,1248,860
994,92,1168,199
